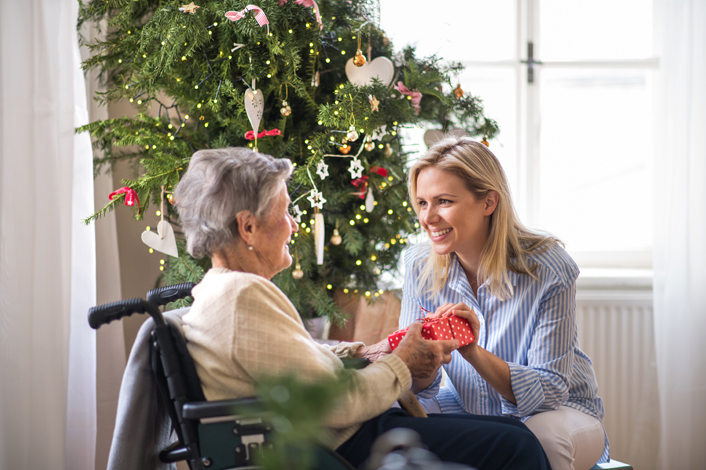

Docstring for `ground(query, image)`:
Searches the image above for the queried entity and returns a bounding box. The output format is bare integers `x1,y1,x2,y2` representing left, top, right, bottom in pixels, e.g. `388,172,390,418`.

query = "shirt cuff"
501,362,546,417
415,368,442,399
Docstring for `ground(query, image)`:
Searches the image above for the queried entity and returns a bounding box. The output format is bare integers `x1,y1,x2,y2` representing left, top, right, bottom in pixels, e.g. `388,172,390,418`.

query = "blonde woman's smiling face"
415,167,496,262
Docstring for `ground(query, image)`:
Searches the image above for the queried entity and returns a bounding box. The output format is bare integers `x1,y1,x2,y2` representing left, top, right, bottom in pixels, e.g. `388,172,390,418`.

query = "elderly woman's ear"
235,210,256,247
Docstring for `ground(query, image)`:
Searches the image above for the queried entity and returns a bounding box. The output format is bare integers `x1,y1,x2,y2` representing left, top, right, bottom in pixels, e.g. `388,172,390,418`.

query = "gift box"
387,313,475,350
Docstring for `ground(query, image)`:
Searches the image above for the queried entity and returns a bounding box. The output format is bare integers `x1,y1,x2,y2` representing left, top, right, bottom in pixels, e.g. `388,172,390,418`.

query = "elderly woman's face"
254,180,298,277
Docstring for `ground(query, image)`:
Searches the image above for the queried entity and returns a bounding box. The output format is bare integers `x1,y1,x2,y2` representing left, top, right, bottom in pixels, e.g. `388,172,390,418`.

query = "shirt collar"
448,253,521,295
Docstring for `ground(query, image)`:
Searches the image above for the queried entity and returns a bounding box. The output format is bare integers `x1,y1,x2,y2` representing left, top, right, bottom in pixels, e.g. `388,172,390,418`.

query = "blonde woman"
400,136,608,470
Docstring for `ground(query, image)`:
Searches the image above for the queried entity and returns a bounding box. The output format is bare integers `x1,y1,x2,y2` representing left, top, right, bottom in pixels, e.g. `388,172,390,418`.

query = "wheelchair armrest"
183,359,368,420
182,397,268,420
341,357,370,369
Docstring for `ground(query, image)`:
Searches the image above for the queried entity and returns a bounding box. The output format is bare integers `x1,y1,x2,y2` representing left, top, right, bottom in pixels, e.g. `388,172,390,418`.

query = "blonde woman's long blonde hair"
408,136,561,300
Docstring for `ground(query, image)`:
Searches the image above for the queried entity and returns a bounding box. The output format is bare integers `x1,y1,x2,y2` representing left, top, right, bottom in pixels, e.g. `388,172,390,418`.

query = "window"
381,0,657,269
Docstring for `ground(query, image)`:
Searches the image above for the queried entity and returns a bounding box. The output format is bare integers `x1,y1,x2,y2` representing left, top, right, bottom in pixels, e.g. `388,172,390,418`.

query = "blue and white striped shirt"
400,242,609,462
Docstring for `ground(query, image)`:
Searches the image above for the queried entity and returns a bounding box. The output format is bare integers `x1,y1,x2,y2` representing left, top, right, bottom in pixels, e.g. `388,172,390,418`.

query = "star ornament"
307,189,327,210
369,95,380,112
372,125,388,141
316,160,329,180
179,2,200,14
348,158,364,180
291,204,304,223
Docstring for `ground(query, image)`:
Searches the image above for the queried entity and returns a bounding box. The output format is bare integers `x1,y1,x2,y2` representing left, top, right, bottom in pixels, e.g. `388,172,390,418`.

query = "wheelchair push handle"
88,298,157,329
147,282,196,307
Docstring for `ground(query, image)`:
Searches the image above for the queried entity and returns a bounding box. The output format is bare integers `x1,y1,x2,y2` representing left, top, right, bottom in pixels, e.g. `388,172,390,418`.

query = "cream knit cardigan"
182,268,412,448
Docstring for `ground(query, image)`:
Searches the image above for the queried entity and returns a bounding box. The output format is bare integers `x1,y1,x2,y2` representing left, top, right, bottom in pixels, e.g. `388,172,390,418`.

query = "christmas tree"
78,0,498,322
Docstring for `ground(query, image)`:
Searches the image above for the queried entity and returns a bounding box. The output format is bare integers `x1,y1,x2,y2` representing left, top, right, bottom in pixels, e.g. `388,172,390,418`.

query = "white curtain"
0,0,97,469
653,1,706,469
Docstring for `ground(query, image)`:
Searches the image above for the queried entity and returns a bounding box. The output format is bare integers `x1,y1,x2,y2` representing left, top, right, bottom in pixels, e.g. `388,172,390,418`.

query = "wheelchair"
89,282,357,470
90,283,632,470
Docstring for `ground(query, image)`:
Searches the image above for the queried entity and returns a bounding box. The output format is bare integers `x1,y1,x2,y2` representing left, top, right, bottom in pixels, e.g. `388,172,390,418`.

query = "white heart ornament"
244,88,264,133
423,128,468,147
345,57,395,87
141,220,179,258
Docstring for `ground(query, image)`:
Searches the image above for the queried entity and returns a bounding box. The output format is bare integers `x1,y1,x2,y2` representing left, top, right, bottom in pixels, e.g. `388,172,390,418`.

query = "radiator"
576,290,659,470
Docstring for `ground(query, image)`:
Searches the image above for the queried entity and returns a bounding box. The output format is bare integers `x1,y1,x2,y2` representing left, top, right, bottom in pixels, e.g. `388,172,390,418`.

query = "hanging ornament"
292,263,304,279
330,229,342,245
353,50,366,67
245,128,281,140
244,84,264,136
394,82,422,114
348,157,364,179
383,143,392,158
311,71,320,87
347,125,359,142
141,188,178,258
352,34,366,67
345,57,394,87
179,2,200,14
225,5,270,35
364,136,374,151
351,176,368,199
314,212,324,265
142,220,179,258
109,186,141,213
316,160,329,180
369,95,380,112
453,84,464,98
291,204,303,223
340,140,351,154
365,187,375,213
166,193,174,204
481,137,490,147
372,126,388,140
307,188,326,209
280,100,291,117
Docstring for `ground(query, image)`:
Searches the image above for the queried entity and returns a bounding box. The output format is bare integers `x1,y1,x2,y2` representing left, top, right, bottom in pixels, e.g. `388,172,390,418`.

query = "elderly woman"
401,136,608,470
174,147,550,469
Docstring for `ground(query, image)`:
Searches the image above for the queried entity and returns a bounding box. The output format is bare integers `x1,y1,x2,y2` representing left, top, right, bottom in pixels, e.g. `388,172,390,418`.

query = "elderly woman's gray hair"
174,147,293,258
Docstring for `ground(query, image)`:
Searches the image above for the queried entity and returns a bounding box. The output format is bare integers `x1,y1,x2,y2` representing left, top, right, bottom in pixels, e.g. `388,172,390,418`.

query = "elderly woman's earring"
248,245,253,251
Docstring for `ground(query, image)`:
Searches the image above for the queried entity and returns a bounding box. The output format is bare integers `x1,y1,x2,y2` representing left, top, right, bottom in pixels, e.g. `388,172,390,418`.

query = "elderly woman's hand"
356,338,392,363
392,322,459,378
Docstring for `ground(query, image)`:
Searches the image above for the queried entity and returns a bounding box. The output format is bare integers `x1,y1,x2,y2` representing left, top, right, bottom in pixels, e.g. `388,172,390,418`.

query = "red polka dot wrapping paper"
387,313,475,350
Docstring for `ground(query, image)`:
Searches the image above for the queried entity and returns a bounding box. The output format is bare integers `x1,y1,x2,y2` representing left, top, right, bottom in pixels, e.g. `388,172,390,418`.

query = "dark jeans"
336,409,551,470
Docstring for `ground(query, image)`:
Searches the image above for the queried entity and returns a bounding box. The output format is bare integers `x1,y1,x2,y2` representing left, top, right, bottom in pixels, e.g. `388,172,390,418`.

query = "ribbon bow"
245,128,281,140
225,5,270,34
351,175,369,199
350,166,388,198
394,82,422,115
109,187,140,213
279,0,322,30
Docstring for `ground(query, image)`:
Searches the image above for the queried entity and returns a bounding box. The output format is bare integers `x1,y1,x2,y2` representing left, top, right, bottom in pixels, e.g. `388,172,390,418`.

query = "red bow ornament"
351,175,369,199
109,187,140,213
350,166,388,199
245,128,282,140
387,312,475,351
394,82,422,115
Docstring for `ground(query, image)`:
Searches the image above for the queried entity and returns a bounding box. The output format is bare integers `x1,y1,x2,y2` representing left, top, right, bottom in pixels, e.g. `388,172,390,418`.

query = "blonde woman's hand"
448,304,481,356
